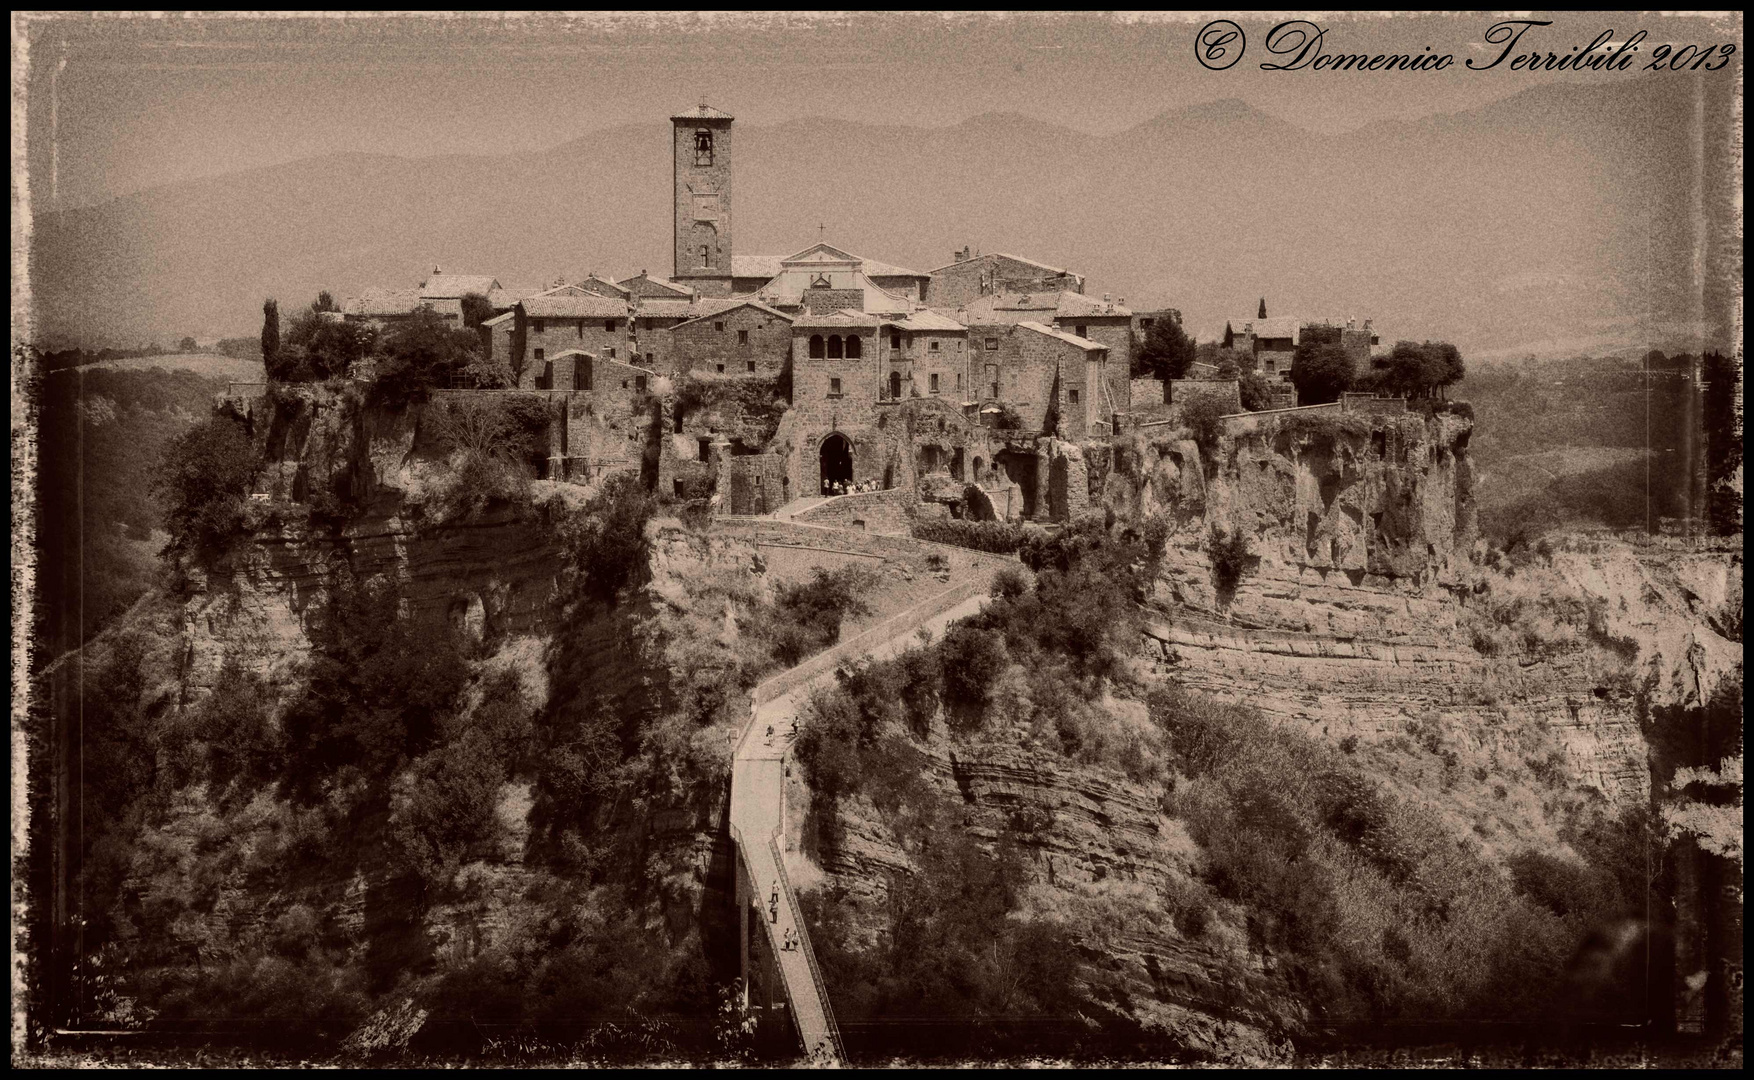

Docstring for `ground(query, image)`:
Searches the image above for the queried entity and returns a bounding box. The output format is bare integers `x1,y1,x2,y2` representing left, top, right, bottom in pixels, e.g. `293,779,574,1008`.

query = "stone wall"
792,487,913,534
669,303,792,378
925,253,1082,308
1129,377,1167,409
1168,378,1242,414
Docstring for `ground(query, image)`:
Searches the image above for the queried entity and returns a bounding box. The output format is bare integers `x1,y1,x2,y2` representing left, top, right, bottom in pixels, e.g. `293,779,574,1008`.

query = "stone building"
498,292,634,388
1227,312,1378,381
877,310,970,404
925,249,1085,308
667,299,794,378
953,290,1133,412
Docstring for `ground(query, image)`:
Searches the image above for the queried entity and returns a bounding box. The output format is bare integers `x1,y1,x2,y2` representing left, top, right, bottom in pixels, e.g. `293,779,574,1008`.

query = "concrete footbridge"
727,522,1008,1064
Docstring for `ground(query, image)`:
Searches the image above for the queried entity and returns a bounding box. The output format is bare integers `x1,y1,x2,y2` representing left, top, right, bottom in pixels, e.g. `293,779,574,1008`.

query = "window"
698,438,711,462
891,331,902,351
605,319,617,332
829,377,842,396
746,361,756,373
809,334,825,358
955,373,962,391
634,375,647,392
1069,388,1080,404
700,245,711,268
646,352,654,363
985,337,999,351
827,336,844,359
716,363,725,374
929,340,940,352
890,371,902,399
606,347,616,359
533,348,545,361
845,335,862,359
693,129,714,166
534,319,546,334
1141,318,1155,329
577,320,584,337
714,321,725,332
738,329,748,345
929,373,940,393
674,479,686,497
1075,324,1087,338
1264,360,1275,374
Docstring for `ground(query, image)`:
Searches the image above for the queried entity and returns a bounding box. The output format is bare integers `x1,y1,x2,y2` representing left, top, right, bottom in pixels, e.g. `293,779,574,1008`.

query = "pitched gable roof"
1018,320,1108,352
924,250,1080,277
731,254,786,279
668,299,795,330
420,274,500,298
519,294,630,319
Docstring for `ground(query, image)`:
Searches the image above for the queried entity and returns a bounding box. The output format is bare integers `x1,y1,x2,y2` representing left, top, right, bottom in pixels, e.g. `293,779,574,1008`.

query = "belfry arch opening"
819,433,853,494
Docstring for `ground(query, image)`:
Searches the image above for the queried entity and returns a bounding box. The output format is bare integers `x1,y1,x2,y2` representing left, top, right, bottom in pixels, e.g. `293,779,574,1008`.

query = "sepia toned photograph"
10,10,1742,1068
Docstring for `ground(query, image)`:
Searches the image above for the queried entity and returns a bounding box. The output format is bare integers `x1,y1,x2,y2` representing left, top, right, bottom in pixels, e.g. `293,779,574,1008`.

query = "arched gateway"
819,433,853,494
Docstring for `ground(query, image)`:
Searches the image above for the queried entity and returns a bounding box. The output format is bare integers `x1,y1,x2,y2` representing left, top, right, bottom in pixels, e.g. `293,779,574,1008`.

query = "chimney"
953,245,971,264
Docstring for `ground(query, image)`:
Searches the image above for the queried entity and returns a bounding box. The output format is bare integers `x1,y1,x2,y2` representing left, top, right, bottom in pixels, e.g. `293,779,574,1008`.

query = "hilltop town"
282,103,1422,525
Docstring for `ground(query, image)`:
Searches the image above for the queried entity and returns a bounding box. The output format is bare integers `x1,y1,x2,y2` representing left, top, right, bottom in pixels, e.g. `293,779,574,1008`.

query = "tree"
311,291,338,313
281,308,377,381
261,298,281,378
371,308,483,405
1238,372,1276,412
459,292,496,329
1257,297,1267,320
1289,341,1354,405
1361,340,1464,399
151,414,261,553
178,335,199,353
1135,315,1197,381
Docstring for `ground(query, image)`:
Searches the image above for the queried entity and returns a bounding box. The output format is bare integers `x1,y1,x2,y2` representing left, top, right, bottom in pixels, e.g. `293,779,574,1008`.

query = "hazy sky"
22,10,1741,209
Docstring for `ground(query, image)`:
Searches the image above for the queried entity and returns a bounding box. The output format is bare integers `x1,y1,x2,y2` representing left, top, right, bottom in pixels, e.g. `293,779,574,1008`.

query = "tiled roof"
668,299,795,330
636,296,747,321
731,255,786,279
618,273,693,297
672,103,734,120
792,310,882,330
891,310,968,333
1230,316,1304,342
924,250,1080,277
520,294,631,318
861,257,930,279
420,274,500,298
579,274,632,296
345,287,424,317
1017,320,1108,352
1052,292,1132,318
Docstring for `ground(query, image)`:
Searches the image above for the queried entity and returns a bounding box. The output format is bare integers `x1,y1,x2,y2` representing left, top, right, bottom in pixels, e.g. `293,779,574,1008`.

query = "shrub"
911,518,1025,554
768,566,877,666
1206,525,1253,595
937,624,1010,724
151,414,261,554
557,471,656,608
1179,393,1229,455
989,565,1030,600
371,308,485,407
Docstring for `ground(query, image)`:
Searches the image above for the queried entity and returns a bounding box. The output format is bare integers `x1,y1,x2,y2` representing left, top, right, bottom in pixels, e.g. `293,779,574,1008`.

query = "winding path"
728,526,1007,1065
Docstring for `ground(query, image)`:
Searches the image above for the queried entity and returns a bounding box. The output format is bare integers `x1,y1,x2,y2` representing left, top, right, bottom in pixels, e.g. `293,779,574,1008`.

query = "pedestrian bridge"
727,523,1006,1064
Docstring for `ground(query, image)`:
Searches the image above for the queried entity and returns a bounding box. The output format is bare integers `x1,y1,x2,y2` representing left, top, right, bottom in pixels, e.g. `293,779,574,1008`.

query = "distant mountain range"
27,75,1736,359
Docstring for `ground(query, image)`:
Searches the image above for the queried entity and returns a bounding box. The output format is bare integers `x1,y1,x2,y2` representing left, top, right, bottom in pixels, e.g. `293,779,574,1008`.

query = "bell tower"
672,103,734,298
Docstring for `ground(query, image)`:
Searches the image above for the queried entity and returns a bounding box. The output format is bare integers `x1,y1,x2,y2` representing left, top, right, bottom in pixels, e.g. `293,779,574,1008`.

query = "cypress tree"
1257,297,1267,320
261,298,281,378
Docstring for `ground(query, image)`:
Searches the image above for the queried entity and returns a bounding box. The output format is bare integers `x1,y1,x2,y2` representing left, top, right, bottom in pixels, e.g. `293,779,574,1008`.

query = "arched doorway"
819,433,853,494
